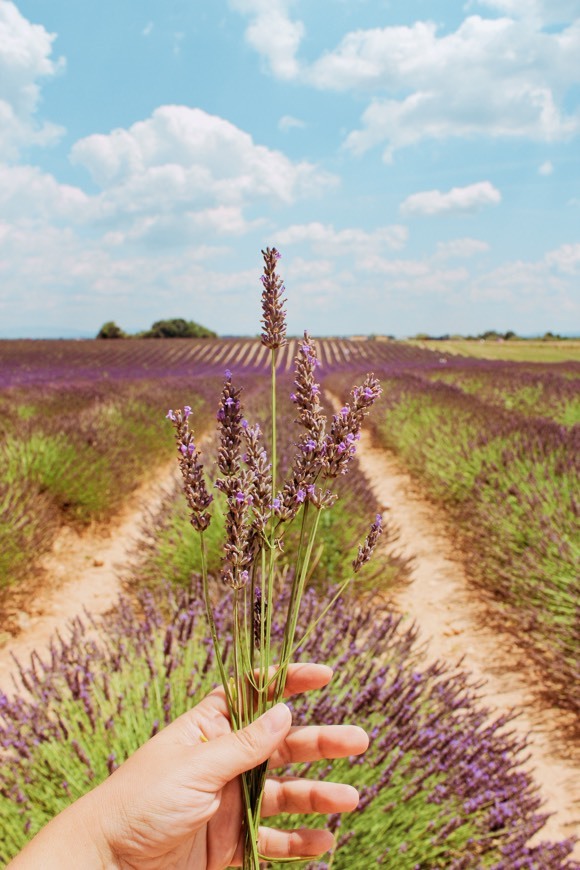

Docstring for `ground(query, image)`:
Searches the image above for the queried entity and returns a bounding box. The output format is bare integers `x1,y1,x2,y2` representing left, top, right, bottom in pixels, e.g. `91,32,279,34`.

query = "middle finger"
261,776,360,817
268,724,369,768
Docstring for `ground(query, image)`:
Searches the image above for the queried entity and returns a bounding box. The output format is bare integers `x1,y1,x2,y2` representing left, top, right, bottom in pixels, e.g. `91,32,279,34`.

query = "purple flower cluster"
0,584,576,866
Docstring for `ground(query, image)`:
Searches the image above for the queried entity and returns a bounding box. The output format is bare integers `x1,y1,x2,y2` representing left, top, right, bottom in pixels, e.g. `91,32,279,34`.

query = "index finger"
165,663,334,744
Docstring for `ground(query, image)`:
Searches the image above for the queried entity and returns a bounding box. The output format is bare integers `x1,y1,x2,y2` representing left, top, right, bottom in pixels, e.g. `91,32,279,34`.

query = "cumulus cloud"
538,160,554,175
276,222,408,254
0,2,65,158
337,16,580,160
230,3,580,161
545,242,580,274
70,106,337,217
228,0,304,79
400,182,501,217
0,164,89,222
435,238,491,258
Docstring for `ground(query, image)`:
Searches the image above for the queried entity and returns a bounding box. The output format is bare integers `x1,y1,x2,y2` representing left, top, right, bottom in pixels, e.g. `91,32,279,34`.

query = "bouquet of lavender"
167,248,383,868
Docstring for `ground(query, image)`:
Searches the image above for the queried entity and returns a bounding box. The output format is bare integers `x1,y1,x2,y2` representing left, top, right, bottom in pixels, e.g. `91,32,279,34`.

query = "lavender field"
0,336,578,866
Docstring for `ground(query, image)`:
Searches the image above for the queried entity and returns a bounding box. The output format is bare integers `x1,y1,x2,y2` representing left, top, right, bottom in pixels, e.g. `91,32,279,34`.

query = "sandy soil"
356,430,580,853
0,460,179,696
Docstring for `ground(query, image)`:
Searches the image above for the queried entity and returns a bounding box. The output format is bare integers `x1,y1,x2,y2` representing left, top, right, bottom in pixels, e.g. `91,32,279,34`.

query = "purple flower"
296,489,306,503
183,405,192,418
166,410,176,421
225,369,232,379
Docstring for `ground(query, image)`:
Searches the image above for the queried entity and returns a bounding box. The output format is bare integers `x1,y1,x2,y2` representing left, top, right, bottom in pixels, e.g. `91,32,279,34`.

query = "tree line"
97,318,217,339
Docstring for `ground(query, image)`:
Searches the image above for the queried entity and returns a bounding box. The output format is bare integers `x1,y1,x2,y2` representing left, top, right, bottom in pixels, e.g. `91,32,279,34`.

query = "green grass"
407,339,580,362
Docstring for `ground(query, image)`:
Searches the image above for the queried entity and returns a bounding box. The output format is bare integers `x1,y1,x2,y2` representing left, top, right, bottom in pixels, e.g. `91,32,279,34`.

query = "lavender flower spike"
353,513,384,573
167,407,213,532
260,247,287,349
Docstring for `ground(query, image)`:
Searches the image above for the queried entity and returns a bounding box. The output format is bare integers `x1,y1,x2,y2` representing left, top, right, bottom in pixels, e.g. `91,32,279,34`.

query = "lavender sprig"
215,371,244,489
167,248,384,870
353,513,384,573
260,247,287,350
166,407,212,532
324,374,382,478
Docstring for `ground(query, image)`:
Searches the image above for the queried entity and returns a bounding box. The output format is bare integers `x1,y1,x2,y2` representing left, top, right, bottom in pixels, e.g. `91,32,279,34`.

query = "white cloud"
276,222,409,253
468,0,579,25
0,2,65,158
70,106,337,216
278,114,306,132
227,8,580,160
435,238,491,258
400,182,501,217
229,0,304,79
538,159,554,175
545,242,580,274
338,15,580,160
142,21,153,37
0,164,89,222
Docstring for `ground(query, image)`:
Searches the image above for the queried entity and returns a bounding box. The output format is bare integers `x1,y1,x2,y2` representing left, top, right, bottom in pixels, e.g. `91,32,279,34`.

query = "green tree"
96,321,126,339
142,318,216,339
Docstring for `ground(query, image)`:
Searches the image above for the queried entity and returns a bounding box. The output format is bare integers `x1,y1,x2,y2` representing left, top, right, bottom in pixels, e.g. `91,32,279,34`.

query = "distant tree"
141,318,217,339
504,330,517,341
541,331,562,341
96,321,126,339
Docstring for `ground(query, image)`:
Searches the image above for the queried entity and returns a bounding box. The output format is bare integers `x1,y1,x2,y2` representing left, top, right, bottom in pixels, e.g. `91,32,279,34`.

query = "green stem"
275,508,322,702
199,533,234,717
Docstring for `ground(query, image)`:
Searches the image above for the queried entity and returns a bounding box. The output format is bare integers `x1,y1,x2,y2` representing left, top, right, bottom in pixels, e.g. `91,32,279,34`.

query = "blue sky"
1,0,579,338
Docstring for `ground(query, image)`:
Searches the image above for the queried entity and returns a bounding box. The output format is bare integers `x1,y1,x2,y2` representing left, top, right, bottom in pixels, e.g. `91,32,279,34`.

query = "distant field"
408,339,580,362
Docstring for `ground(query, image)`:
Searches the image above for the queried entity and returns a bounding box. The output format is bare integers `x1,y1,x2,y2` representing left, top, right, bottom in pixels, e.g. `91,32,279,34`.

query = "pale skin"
9,664,368,869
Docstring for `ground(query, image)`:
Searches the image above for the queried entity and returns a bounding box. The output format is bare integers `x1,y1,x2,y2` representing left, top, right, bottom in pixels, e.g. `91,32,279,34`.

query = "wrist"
8,787,118,869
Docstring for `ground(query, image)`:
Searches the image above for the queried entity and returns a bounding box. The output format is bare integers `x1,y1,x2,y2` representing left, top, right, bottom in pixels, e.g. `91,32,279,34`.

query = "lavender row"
0,376,220,598
0,338,442,390
326,367,579,720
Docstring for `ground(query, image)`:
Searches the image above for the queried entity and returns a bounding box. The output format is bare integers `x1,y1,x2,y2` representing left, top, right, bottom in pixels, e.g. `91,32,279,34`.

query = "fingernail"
263,703,291,733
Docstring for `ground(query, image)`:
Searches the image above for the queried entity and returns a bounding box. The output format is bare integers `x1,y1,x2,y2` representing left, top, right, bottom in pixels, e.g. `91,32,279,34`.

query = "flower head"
260,247,287,350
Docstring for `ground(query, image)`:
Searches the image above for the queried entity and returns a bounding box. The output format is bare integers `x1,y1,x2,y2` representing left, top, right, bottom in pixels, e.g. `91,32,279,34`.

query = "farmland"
0,337,578,866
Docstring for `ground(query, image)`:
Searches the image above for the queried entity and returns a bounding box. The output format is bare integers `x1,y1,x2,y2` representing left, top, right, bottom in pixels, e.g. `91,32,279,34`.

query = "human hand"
10,663,368,869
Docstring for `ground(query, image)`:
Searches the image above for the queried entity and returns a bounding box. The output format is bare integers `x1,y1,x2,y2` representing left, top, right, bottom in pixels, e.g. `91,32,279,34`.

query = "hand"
10,664,368,869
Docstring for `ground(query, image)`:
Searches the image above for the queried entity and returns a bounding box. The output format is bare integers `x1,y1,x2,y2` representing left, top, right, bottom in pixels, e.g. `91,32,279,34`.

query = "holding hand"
10,664,368,869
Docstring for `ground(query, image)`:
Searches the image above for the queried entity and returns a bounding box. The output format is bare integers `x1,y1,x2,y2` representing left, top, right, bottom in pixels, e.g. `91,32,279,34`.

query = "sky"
1,0,579,338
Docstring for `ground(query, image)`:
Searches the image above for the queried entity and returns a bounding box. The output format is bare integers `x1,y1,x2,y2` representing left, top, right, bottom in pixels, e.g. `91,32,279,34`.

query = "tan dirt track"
356,429,580,854
0,460,179,695
0,431,578,856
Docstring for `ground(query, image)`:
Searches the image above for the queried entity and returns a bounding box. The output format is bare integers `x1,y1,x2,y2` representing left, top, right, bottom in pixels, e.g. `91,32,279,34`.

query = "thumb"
198,704,292,789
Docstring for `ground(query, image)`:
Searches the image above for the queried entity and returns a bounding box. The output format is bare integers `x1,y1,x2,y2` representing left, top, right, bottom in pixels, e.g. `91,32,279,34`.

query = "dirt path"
356,430,580,853
0,461,179,696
